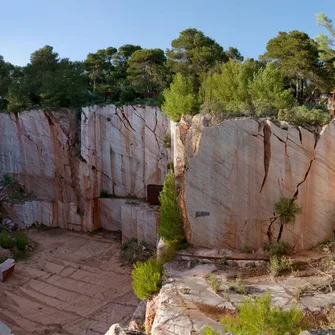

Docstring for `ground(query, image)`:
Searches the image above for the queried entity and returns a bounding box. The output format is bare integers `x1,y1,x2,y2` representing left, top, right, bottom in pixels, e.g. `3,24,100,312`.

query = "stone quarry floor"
0,228,138,335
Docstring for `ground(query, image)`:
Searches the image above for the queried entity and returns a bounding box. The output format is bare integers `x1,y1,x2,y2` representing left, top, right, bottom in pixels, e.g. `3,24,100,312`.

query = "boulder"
104,323,144,335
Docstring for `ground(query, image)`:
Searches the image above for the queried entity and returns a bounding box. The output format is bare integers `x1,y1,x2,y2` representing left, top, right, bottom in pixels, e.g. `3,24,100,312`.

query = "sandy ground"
0,228,139,335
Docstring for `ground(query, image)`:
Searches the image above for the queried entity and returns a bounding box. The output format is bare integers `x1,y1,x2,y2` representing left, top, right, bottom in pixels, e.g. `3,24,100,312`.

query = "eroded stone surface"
0,106,169,232
173,116,335,250
150,260,335,335
0,229,138,335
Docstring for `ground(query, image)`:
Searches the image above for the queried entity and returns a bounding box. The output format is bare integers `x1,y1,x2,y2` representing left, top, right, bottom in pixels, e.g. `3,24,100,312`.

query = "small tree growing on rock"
158,170,185,246
275,197,302,243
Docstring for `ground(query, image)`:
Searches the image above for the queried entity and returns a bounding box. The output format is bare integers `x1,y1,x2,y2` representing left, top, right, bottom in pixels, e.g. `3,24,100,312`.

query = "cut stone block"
0,258,15,282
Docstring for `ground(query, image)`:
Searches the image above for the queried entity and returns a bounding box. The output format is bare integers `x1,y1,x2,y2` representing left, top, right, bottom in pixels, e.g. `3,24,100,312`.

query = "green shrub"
162,73,198,121
164,133,171,149
202,326,220,335
15,232,29,251
278,105,330,127
158,243,177,264
274,197,302,242
264,242,290,258
158,171,185,245
220,293,304,335
3,173,13,188
119,86,136,104
249,63,294,116
0,233,14,249
131,258,164,299
235,278,247,295
270,255,294,277
206,273,222,293
275,197,302,224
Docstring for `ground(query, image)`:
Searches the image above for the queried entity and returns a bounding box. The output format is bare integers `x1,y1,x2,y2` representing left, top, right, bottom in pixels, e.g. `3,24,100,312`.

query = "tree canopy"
0,14,334,125
127,48,168,93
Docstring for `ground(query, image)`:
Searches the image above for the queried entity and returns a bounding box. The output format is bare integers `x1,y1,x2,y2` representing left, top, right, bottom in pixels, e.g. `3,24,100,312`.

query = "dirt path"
0,228,138,335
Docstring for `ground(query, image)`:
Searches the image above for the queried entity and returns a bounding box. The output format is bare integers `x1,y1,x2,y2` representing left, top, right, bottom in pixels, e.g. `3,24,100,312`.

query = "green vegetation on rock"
158,170,185,245
0,14,334,129
275,197,302,243
131,258,164,299
0,233,14,249
15,232,30,251
204,293,304,335
162,73,198,121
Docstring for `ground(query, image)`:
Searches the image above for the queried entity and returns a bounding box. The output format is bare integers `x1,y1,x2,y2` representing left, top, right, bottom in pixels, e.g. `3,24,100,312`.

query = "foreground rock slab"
148,260,335,335
0,229,139,335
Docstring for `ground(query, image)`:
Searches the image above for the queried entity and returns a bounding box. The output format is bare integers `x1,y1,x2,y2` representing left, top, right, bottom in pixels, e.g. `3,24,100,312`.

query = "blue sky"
1,0,334,66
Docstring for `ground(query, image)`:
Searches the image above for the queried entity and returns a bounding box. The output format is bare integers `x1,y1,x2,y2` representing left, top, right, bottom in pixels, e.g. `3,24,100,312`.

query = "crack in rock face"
260,122,272,193
178,117,335,251
0,105,171,232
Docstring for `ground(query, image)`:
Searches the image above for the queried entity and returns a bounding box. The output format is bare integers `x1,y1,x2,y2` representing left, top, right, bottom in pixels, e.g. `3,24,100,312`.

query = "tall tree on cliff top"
40,59,88,108
127,48,168,93
166,28,227,92
315,12,335,93
316,13,335,67
112,44,142,83
201,59,261,114
226,47,244,62
162,73,198,121
264,31,330,103
7,46,88,111
0,55,12,110
7,45,60,111
85,47,117,93
28,45,60,104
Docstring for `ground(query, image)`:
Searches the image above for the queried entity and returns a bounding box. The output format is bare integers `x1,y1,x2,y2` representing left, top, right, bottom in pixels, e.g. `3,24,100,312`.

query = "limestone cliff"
173,115,335,251
0,105,170,232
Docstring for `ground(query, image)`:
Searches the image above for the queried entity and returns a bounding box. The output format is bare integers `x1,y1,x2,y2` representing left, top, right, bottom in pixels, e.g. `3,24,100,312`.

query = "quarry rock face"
173,115,335,250
81,105,169,199
2,107,335,251
0,106,169,232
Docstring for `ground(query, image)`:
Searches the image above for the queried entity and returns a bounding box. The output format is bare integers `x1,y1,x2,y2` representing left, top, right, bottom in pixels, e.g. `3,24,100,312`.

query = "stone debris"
1,218,18,232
